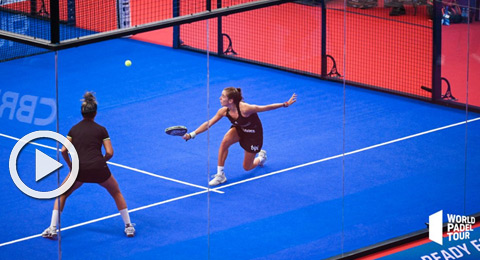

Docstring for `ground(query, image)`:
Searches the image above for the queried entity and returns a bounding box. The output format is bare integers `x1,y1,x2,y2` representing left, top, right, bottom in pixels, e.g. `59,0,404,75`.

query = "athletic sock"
50,210,59,228
120,208,131,225
217,166,224,175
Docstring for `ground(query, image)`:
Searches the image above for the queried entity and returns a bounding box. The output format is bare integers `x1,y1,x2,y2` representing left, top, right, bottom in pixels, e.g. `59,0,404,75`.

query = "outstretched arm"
243,93,297,115
183,107,226,140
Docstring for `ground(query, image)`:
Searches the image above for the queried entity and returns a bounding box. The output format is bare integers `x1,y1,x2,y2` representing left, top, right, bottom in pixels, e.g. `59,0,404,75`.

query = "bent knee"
220,138,236,149
220,139,230,148
243,163,254,171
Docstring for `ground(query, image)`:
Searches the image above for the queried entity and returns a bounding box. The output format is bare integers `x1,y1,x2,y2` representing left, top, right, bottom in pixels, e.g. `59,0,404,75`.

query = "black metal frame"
50,0,60,44
0,0,295,50
1,0,478,111
321,0,327,77
2,0,478,112
175,0,479,113
432,0,442,102
1,0,479,257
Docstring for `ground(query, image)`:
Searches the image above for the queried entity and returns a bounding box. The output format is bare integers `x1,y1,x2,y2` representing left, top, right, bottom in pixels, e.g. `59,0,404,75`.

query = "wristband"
189,131,196,139
283,102,288,107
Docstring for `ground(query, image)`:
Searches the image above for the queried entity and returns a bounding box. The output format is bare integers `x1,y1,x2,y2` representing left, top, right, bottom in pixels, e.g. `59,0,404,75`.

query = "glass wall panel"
343,0,472,255
465,3,480,219
441,0,480,108
207,3,344,259
3,0,476,259
55,37,209,258
0,51,60,259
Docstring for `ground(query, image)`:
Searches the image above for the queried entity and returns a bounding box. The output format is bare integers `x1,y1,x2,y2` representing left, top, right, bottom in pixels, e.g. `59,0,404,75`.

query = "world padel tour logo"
429,210,476,245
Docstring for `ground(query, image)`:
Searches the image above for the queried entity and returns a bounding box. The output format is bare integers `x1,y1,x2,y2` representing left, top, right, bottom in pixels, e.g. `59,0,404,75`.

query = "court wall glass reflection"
465,3,480,229
203,3,345,259
54,37,210,258
0,50,60,258
342,0,474,255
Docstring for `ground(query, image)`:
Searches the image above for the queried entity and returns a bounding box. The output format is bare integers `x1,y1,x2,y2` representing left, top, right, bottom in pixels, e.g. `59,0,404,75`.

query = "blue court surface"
0,38,479,259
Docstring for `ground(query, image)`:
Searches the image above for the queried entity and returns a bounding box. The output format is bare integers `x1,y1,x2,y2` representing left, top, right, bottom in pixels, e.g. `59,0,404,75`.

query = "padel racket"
165,126,188,136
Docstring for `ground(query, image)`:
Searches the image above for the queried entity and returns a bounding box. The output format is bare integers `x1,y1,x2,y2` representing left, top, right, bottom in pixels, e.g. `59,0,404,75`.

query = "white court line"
212,117,480,191
106,162,223,194
0,234,42,248
0,132,222,194
1,116,479,247
0,190,208,248
0,133,58,151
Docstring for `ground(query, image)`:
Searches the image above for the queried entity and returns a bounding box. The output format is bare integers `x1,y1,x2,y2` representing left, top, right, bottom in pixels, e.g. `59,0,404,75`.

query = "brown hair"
81,92,97,119
224,87,243,105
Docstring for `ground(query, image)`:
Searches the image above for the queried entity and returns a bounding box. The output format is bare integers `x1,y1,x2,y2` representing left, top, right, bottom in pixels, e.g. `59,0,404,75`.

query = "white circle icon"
9,131,79,199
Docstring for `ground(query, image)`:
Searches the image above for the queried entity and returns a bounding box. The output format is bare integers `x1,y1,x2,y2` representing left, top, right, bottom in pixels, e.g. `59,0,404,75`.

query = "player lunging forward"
183,87,296,186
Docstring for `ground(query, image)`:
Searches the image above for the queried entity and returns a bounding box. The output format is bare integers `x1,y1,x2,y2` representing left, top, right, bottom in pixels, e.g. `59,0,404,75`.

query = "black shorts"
232,125,263,154
76,164,112,183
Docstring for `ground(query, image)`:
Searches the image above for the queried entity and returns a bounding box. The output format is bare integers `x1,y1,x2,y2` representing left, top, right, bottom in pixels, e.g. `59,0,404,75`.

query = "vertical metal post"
55,50,62,260
207,0,212,11
321,0,327,77
173,0,180,48
67,0,76,26
50,0,60,44
217,0,223,55
475,0,479,21
431,0,442,101
31,0,38,15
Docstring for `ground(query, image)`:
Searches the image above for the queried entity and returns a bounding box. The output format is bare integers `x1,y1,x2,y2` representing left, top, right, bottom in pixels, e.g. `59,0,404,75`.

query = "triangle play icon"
35,149,63,182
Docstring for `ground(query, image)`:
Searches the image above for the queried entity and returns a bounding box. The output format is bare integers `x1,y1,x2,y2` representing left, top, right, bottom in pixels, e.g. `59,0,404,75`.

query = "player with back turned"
183,87,296,186
41,92,135,239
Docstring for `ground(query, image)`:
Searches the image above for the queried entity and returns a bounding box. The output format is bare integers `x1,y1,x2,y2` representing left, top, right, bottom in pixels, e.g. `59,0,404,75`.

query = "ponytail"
81,91,97,119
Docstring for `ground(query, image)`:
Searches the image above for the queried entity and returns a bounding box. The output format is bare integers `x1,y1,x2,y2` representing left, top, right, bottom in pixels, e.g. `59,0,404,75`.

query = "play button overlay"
35,149,63,182
9,131,79,199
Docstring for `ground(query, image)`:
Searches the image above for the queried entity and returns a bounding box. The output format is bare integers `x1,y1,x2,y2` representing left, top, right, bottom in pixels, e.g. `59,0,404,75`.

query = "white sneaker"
209,172,227,186
125,223,136,237
41,226,57,239
258,150,267,167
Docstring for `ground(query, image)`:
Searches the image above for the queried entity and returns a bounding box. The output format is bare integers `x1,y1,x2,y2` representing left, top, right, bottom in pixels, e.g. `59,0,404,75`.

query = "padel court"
1,0,480,259
0,38,479,259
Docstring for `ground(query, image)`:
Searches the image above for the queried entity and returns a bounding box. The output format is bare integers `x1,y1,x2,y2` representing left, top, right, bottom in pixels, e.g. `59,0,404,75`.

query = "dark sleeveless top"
226,102,263,136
